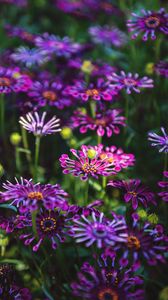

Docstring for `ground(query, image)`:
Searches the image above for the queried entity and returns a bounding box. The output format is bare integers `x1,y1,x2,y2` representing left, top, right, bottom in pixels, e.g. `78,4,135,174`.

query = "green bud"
61,127,72,140
148,213,158,224
0,164,4,176
87,149,97,159
137,209,147,219
10,132,22,146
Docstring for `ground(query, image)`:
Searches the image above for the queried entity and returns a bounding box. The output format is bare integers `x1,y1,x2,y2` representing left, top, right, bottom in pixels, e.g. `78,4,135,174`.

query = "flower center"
43,91,57,101
98,288,119,300
82,162,97,174
127,235,140,250
92,224,107,238
145,16,160,28
0,77,11,87
128,191,137,196
123,78,137,87
40,217,57,232
86,89,99,97
95,118,107,126
27,192,43,201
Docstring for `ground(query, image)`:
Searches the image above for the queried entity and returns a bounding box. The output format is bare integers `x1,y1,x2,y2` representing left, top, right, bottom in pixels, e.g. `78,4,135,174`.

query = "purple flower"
155,61,168,78
71,258,144,299
0,67,32,94
2,178,69,213
59,144,116,180
5,24,36,42
148,127,168,152
127,8,168,41
35,33,81,57
28,80,72,109
20,209,71,251
19,112,61,136
0,0,27,6
89,25,127,47
0,285,32,300
10,47,50,68
158,171,168,202
108,179,156,210
69,200,103,218
72,211,127,248
71,109,126,137
0,211,32,233
107,71,154,94
65,78,118,102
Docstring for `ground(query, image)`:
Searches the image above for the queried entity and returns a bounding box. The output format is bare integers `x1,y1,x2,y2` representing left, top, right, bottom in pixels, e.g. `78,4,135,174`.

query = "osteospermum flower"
19,112,61,136
28,80,72,109
0,67,32,94
107,71,154,94
71,259,144,300
0,284,32,299
65,78,118,102
71,109,126,137
10,47,50,67
108,179,156,210
72,212,127,248
20,209,70,251
0,211,32,233
35,33,81,57
148,127,168,152
59,144,116,180
89,25,127,47
155,61,168,78
158,171,168,202
2,178,68,213
127,8,168,41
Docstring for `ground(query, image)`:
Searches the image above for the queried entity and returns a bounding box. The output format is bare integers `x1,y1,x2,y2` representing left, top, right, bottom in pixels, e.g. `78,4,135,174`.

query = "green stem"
34,135,41,182
0,94,5,136
21,126,32,164
155,37,162,61
15,147,21,174
90,100,96,118
85,179,89,206
97,135,102,144
31,210,38,237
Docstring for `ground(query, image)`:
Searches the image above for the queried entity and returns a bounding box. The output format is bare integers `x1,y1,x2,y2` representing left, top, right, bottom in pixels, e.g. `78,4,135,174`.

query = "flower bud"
137,209,147,219
81,60,94,74
10,132,22,146
145,63,154,75
61,127,72,140
87,149,97,159
148,213,158,224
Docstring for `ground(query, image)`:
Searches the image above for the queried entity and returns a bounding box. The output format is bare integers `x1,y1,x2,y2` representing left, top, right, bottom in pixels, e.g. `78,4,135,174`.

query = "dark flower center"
123,78,137,87
43,91,57,101
98,288,119,300
28,192,43,201
0,77,11,87
127,235,140,250
40,217,57,232
82,162,97,174
86,89,99,97
92,224,107,238
145,16,160,28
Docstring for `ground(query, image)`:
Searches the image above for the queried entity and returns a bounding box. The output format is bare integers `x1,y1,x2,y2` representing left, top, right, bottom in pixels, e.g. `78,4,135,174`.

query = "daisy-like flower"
5,24,36,43
71,259,144,300
0,211,32,233
28,80,72,109
107,71,154,94
155,61,168,78
19,112,61,136
108,179,156,210
20,209,71,251
71,109,126,137
59,144,116,181
2,178,69,213
10,47,50,68
158,171,168,202
89,25,127,47
148,127,168,153
65,78,118,102
98,145,135,172
0,67,32,94
127,8,168,41
122,213,168,265
35,33,81,57
72,211,127,248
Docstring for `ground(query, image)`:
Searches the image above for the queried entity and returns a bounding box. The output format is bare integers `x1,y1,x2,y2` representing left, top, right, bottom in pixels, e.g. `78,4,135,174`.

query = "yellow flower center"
128,191,137,196
86,89,99,97
145,16,160,28
40,217,57,232
0,77,11,87
43,91,57,101
98,288,119,300
82,162,97,173
27,192,43,201
127,235,140,250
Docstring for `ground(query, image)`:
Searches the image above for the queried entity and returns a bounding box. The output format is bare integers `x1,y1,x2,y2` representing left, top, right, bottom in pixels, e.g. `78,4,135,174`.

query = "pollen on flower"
28,192,43,201
86,89,99,97
40,217,57,232
98,288,119,300
82,162,97,173
43,91,57,101
145,16,160,28
127,236,141,250
0,77,11,87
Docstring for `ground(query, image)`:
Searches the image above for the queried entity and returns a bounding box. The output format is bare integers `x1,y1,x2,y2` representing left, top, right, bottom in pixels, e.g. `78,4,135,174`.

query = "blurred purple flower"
158,171,168,201
19,112,61,136
4,24,36,42
0,285,32,299
0,0,27,6
155,61,168,78
108,179,156,210
148,127,168,152
107,71,154,94
11,47,50,68
127,8,168,41
0,211,32,233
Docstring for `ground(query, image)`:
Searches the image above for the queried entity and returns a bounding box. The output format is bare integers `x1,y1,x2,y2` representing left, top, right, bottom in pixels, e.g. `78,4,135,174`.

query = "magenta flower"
0,211,32,233
59,145,116,180
155,61,168,78
158,171,168,202
127,8,168,41
148,127,168,153
28,80,72,109
65,78,118,102
72,211,127,248
19,112,61,136
71,109,126,137
0,67,32,94
2,178,69,213
107,71,154,94
108,179,156,210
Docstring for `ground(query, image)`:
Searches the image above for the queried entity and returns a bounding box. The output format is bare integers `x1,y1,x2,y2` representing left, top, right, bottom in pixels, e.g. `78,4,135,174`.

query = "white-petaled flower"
19,112,61,136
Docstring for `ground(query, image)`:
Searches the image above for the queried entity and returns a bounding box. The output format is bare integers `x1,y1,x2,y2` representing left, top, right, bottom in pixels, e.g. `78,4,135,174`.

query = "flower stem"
15,147,21,174
34,135,41,182
97,135,102,144
155,37,162,61
90,100,96,118
0,94,5,136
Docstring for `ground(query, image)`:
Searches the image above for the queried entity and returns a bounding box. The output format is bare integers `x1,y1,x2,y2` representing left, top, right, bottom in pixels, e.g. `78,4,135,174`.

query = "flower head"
2,178,68,213
5,24,36,42
71,109,126,137
148,127,168,152
107,71,154,94
59,145,116,180
158,171,168,202
127,8,168,41
72,211,127,248
0,210,32,233
108,179,156,210
11,47,50,68
155,61,168,78
19,112,61,136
